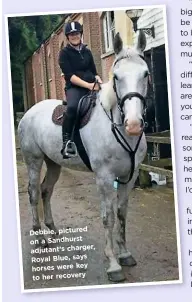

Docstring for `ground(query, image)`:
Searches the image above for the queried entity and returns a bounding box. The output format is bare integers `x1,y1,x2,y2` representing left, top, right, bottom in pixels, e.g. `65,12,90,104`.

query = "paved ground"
16,152,180,291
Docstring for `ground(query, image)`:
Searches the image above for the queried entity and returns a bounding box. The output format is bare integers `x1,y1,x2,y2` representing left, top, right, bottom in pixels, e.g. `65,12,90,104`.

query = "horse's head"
112,31,149,136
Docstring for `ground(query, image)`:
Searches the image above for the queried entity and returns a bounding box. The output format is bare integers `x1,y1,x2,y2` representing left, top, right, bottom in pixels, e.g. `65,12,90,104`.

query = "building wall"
41,44,49,99
99,11,114,82
45,37,57,99
50,32,64,100
133,8,165,50
23,57,35,110
89,13,102,77
99,10,133,82
82,12,102,77
31,48,45,102
99,8,165,82
101,52,115,82
114,11,133,46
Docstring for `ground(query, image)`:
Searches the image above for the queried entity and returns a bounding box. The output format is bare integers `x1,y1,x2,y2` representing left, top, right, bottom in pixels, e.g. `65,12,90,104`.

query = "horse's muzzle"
125,119,144,136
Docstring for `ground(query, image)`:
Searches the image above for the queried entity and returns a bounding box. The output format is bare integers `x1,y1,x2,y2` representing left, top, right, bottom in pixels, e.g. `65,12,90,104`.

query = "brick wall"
56,29,66,99
88,13,102,77
45,36,57,99
31,47,47,102
101,53,115,83
31,52,39,102
82,13,91,49
82,13,102,77
50,32,64,100
39,45,46,100
24,57,35,110
41,44,49,99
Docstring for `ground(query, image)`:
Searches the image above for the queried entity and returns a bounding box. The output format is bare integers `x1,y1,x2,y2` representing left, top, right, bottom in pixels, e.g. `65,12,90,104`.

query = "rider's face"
67,32,81,45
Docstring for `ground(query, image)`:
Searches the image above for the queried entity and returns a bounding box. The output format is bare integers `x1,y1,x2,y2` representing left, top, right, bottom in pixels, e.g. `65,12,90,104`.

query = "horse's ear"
113,32,123,55
136,30,146,53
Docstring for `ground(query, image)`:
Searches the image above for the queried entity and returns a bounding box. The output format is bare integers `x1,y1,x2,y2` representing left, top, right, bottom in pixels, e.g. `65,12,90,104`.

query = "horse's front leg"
96,175,125,282
116,175,138,267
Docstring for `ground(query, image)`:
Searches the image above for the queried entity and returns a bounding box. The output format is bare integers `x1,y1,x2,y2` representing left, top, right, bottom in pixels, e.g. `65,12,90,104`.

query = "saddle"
52,92,97,171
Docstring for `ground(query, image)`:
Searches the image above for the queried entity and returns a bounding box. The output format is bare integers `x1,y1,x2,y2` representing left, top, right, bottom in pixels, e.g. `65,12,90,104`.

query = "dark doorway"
144,45,171,158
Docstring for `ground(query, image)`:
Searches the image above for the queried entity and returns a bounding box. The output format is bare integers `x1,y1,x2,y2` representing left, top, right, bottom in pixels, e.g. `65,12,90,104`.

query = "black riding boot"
61,113,77,159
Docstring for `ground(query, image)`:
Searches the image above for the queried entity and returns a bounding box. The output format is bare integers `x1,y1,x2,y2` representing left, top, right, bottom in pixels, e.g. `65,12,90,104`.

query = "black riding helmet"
64,21,83,36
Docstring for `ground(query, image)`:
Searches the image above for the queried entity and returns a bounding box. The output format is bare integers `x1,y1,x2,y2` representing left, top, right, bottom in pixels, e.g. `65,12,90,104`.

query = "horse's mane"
99,46,143,111
99,79,116,111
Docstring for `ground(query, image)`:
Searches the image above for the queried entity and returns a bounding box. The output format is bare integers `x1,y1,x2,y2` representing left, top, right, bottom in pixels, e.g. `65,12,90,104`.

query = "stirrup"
64,140,78,157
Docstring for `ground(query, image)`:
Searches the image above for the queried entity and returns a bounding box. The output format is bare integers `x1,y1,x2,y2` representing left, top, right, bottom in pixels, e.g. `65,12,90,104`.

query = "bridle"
112,54,148,124
100,53,150,185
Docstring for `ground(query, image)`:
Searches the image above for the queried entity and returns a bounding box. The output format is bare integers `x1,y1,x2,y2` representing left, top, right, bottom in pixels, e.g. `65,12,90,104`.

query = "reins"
100,101,145,185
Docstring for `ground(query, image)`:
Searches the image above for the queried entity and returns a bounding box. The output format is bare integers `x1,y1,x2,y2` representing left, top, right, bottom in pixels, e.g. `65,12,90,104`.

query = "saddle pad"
52,103,94,129
52,105,67,126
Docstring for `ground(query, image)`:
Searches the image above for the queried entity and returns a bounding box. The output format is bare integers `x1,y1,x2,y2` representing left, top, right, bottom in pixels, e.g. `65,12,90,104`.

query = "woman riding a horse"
58,21,102,158
18,29,149,282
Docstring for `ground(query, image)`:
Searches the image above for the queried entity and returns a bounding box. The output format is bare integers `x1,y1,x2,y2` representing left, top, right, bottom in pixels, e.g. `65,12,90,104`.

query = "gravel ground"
16,153,180,291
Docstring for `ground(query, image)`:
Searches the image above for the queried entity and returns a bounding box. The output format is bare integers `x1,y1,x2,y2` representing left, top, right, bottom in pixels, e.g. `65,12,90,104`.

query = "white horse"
18,31,149,282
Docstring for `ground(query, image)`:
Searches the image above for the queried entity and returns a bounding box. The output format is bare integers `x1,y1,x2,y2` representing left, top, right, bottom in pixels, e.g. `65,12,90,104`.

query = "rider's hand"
88,82,100,91
95,75,103,84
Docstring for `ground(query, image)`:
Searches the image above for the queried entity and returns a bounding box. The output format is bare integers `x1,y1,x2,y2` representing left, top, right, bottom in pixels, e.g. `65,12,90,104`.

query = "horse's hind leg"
26,155,47,245
41,156,61,236
116,178,137,267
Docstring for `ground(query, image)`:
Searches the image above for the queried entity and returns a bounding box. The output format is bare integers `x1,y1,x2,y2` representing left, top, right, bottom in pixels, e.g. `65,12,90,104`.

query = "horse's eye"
114,74,118,80
144,70,149,78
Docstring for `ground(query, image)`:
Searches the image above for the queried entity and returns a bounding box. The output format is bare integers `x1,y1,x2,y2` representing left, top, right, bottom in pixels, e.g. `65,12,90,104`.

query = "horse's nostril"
140,119,144,127
125,119,144,127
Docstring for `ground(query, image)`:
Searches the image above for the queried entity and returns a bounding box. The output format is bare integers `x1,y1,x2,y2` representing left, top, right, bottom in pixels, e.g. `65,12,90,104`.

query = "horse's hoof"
35,237,48,248
45,223,59,236
107,270,126,282
119,255,137,267
40,238,48,247
51,228,59,238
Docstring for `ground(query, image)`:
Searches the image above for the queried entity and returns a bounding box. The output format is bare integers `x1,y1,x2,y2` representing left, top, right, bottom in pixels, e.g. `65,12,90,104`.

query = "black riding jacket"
58,43,98,90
